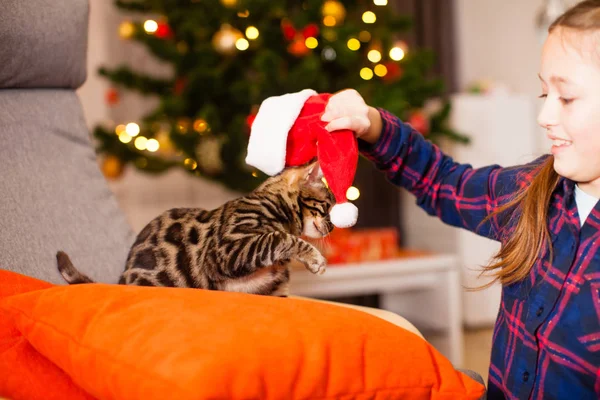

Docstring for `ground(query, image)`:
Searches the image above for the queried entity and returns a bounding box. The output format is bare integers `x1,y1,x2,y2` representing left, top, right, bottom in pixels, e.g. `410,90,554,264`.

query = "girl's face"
538,27,600,195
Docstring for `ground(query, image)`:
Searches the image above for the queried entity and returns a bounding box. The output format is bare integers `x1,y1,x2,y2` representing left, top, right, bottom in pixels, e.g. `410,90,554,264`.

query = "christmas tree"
95,0,468,192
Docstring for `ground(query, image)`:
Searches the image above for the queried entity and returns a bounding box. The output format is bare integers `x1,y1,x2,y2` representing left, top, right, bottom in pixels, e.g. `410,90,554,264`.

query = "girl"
321,1,600,399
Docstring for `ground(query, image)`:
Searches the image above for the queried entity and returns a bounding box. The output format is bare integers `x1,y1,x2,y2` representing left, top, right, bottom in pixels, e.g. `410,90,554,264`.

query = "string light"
245,26,259,40
346,186,360,201
115,124,126,135
322,46,337,61
252,171,259,177
373,0,388,5
237,10,250,17
305,37,318,49
219,0,237,7
323,16,336,26
143,20,158,34
236,38,249,50
367,49,382,63
347,38,360,51
125,123,140,137
374,64,388,77
389,46,405,61
118,133,132,143
362,11,376,24
146,138,160,152
360,67,374,80
134,136,148,150
118,21,135,39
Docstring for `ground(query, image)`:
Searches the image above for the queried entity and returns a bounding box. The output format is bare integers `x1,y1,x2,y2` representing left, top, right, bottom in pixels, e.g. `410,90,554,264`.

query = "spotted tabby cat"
57,161,334,296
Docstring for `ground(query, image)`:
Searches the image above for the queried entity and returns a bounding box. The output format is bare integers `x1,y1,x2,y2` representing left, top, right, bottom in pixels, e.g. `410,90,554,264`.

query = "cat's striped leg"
231,232,326,276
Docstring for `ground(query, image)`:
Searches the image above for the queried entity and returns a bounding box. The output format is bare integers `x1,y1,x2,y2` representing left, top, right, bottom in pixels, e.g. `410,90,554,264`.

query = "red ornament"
155,22,173,39
382,62,403,83
302,24,319,39
246,114,256,134
281,20,319,42
105,88,120,106
281,20,296,41
408,110,430,135
246,105,259,134
288,38,310,57
174,77,187,95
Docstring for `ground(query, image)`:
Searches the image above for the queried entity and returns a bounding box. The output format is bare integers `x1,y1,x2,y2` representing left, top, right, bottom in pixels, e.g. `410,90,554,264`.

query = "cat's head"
281,160,335,239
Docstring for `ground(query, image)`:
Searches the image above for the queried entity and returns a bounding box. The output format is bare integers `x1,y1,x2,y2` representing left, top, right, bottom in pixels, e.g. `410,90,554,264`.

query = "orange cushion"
0,270,94,400
0,278,485,400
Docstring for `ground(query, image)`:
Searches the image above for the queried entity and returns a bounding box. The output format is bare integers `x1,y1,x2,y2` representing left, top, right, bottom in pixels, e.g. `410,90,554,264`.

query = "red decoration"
287,39,310,57
105,88,120,106
281,20,319,41
302,24,320,39
155,22,173,39
246,114,257,134
281,20,296,41
408,110,430,135
382,62,403,83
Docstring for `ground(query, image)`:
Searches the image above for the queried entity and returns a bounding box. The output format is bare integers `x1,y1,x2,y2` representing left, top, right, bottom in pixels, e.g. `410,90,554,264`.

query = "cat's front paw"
306,254,327,275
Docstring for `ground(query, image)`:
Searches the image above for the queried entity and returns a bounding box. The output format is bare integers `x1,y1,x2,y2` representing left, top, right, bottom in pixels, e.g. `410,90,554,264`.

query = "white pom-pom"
330,202,358,228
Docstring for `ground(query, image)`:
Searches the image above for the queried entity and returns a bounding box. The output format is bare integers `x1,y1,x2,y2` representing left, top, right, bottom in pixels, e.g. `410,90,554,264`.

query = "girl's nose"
537,97,559,129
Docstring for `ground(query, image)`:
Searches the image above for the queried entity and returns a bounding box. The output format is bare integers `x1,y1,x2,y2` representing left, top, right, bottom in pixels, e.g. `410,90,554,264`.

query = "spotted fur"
57,162,334,296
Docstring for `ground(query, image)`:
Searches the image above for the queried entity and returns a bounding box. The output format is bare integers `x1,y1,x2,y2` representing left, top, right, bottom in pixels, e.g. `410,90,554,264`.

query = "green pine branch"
99,66,173,96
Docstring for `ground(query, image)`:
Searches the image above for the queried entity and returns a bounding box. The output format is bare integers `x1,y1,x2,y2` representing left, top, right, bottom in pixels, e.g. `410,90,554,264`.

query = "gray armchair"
0,0,134,284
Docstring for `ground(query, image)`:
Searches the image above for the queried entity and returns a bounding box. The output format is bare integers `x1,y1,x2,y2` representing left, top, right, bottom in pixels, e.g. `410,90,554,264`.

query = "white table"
289,252,464,367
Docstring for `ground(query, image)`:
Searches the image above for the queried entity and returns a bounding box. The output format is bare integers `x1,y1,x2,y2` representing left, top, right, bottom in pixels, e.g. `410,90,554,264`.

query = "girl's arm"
360,109,537,241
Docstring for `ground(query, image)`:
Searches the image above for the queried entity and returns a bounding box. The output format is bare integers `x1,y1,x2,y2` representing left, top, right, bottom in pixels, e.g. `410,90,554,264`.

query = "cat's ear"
283,161,322,187
304,161,323,186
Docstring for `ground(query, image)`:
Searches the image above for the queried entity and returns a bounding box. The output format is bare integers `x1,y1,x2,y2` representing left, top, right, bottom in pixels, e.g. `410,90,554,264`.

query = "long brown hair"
479,0,600,288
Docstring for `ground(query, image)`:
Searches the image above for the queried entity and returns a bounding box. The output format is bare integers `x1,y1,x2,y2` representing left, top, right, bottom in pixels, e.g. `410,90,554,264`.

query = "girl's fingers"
321,111,335,122
325,115,370,135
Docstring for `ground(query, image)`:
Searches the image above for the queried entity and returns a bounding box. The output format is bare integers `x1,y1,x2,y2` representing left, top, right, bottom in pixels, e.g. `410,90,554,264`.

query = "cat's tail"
56,251,95,284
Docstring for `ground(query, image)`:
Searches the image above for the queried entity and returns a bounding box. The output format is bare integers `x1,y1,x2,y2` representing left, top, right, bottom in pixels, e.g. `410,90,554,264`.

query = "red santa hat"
246,89,359,228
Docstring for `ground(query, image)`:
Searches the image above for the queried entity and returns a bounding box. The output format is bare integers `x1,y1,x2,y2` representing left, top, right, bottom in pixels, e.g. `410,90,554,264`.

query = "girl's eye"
560,97,574,105
538,94,547,99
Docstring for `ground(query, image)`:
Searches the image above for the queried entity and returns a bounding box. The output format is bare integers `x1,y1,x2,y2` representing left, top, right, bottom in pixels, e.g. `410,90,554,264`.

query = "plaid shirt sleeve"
359,109,535,241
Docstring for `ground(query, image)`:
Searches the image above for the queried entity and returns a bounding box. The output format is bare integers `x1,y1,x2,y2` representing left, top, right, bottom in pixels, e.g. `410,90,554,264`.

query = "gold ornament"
321,1,346,25
177,118,191,133
212,24,244,55
193,119,209,133
101,155,124,180
184,158,198,170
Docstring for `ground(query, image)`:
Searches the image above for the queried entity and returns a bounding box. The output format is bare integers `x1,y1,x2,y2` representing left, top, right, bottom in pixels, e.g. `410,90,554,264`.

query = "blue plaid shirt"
359,109,600,400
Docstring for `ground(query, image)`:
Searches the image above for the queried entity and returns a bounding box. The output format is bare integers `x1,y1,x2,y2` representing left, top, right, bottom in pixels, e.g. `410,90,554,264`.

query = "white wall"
453,0,580,154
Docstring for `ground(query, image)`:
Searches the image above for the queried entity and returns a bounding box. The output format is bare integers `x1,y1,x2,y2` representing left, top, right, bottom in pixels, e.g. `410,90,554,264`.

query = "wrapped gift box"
306,227,400,265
